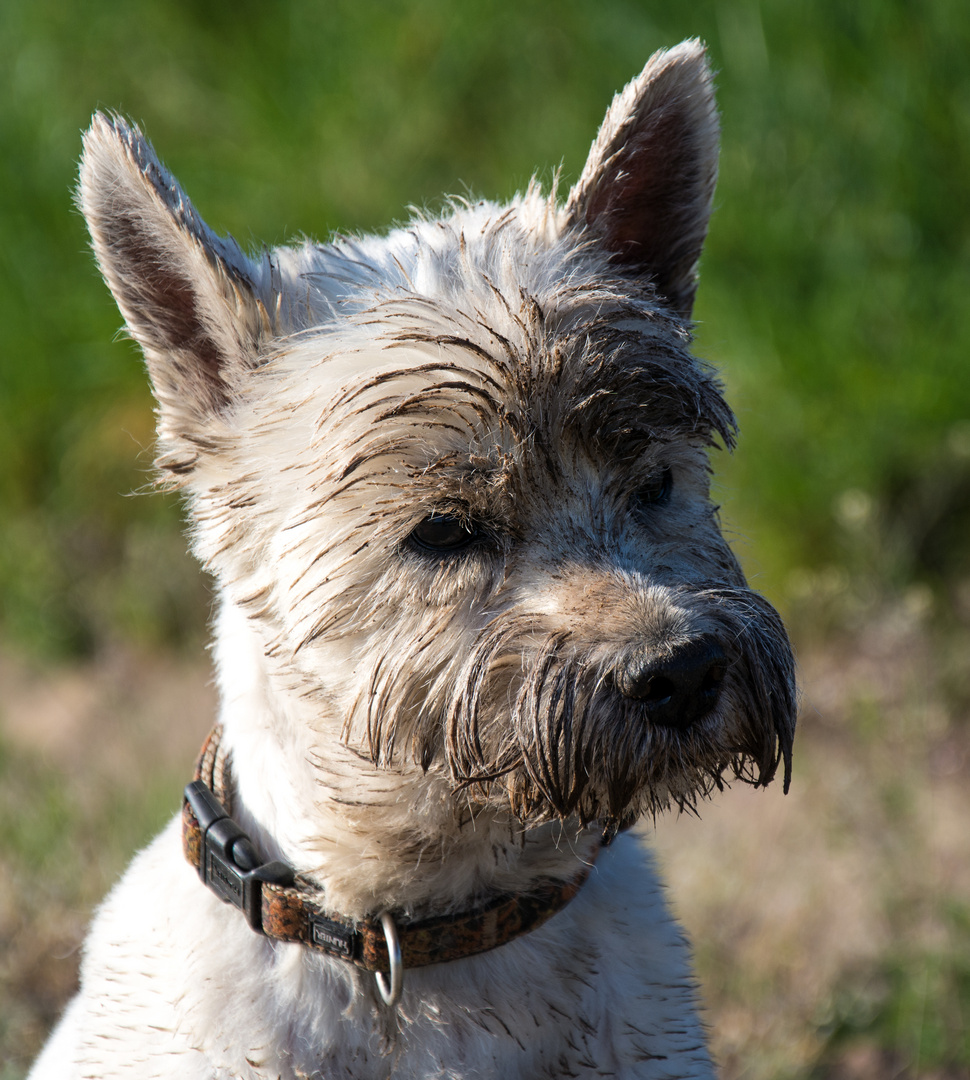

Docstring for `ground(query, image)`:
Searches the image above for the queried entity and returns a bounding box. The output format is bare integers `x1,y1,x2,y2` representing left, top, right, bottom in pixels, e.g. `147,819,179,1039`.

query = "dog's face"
78,41,795,832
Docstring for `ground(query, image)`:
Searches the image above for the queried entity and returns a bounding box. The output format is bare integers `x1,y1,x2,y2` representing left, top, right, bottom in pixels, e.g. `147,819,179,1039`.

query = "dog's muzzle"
615,636,727,728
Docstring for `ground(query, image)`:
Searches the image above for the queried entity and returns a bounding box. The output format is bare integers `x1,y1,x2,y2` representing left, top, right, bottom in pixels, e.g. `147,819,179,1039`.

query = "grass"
0,647,216,1072
0,734,186,1068
2,0,969,653
820,909,970,1076
1,0,969,1075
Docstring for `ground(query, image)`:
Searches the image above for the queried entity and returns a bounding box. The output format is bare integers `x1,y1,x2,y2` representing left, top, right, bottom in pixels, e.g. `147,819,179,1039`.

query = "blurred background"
2,1,968,1076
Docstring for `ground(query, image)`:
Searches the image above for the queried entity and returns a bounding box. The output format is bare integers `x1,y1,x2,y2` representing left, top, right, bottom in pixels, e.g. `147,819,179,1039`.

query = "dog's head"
78,41,795,831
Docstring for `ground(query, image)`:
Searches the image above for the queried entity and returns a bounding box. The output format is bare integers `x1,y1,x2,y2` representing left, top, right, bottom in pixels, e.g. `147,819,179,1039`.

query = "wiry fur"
32,40,796,1079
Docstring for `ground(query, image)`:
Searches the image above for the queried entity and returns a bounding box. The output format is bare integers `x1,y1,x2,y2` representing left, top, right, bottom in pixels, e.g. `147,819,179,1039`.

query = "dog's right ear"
564,40,719,321
78,113,272,476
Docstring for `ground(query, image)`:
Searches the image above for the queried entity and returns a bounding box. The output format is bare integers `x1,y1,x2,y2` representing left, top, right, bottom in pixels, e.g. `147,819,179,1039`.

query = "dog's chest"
80,825,712,1079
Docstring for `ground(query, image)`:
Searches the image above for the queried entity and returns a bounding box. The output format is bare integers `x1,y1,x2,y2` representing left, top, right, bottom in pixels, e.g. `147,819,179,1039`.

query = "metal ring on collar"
375,911,403,1007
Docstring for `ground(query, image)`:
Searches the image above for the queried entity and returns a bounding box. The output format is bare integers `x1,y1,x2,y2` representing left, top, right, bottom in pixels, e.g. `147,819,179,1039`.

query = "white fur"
25,40,796,1079
39,824,710,1079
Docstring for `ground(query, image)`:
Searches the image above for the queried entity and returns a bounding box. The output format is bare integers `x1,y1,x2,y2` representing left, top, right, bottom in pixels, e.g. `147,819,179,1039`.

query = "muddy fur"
31,39,795,1080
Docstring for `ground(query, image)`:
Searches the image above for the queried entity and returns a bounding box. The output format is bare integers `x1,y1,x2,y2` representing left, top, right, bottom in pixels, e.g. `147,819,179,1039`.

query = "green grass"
0,730,185,1073
821,908,970,1075
811,887,970,1078
2,0,969,654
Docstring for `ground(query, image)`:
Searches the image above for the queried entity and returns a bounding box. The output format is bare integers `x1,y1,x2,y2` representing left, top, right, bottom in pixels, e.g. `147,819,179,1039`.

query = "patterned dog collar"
181,726,600,1005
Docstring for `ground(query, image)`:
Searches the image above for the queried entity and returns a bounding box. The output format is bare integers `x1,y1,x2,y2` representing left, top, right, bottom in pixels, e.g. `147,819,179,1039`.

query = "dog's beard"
348,585,795,829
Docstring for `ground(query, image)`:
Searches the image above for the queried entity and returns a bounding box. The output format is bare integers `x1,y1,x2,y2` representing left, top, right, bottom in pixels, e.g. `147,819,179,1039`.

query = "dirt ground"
2,600,969,1078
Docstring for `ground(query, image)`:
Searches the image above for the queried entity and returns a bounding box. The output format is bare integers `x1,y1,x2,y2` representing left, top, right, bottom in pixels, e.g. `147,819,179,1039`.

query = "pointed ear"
565,40,719,320
77,113,273,474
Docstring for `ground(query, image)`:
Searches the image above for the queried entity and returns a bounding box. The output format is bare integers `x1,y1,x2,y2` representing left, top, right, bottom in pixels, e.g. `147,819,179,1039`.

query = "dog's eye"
409,514,479,553
632,467,673,515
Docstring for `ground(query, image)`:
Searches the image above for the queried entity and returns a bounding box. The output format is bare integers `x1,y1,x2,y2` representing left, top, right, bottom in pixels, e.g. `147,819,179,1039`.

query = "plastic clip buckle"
184,779,294,932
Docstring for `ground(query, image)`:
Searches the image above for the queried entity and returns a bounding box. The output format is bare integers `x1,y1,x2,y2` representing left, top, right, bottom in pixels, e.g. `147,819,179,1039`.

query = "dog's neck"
209,598,599,921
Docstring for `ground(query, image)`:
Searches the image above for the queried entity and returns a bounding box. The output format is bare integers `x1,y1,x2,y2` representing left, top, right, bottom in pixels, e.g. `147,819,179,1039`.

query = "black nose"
616,637,727,729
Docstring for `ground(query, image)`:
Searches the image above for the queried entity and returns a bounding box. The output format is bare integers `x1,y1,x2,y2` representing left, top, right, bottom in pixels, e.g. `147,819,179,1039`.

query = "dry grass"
0,647,215,1074
655,597,970,1078
2,599,969,1078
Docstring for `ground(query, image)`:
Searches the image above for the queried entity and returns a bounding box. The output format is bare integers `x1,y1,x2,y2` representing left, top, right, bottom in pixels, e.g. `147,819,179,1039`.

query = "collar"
181,725,600,1004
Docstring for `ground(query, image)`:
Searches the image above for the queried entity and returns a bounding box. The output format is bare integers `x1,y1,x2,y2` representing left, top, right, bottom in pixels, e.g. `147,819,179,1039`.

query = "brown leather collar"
181,726,600,978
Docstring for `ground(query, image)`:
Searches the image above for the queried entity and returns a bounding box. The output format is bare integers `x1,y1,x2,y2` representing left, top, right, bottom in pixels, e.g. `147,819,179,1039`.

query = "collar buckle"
183,725,600,991
184,779,295,932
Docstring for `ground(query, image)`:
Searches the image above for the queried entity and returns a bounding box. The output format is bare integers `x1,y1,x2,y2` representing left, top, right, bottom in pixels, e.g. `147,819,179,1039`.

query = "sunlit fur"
213,254,795,829
31,40,796,1080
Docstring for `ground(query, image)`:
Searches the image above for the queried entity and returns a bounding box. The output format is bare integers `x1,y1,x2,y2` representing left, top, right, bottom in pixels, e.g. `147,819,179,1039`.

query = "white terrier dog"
32,39,795,1079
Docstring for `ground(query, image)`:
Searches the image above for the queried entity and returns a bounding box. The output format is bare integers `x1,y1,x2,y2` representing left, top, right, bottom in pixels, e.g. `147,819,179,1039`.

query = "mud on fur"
32,39,795,1080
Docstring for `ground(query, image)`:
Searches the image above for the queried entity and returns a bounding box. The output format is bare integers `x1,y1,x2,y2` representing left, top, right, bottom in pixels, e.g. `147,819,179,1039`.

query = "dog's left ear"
565,40,719,320
78,113,272,474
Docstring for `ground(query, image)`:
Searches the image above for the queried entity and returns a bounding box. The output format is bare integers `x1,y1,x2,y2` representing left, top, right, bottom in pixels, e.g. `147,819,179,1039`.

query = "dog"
31,39,795,1079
